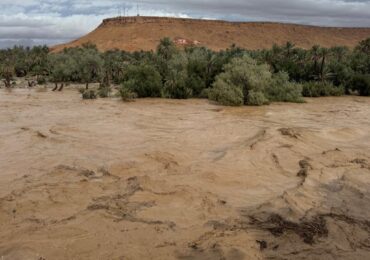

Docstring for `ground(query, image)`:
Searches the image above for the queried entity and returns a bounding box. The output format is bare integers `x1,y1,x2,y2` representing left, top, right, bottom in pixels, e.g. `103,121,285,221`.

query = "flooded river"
0,89,369,259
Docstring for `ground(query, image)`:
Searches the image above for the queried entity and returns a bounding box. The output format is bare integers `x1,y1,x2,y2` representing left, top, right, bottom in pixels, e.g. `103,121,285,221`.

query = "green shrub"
349,74,370,96
185,47,210,95
209,80,244,106
186,75,206,97
247,90,269,106
163,83,193,99
98,86,111,98
163,53,193,99
37,77,46,85
82,89,97,99
210,56,304,106
302,81,345,97
209,55,271,106
119,86,138,101
266,72,304,103
199,88,211,99
122,64,162,97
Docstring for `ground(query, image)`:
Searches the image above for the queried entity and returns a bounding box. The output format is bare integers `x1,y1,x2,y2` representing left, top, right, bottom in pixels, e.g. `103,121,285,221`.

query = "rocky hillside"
53,16,370,52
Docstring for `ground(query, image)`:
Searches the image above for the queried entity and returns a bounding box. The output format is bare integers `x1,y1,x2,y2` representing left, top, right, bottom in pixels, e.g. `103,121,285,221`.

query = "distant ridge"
52,16,370,52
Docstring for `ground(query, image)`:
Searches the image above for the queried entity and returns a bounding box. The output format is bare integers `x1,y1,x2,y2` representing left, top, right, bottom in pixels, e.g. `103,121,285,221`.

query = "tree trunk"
107,72,111,87
85,82,89,90
52,83,58,91
4,79,11,88
313,59,318,74
58,83,64,91
28,80,36,88
320,56,326,81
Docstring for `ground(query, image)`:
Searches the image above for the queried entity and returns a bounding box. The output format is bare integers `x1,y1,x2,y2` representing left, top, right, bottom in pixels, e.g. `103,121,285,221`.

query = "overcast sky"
0,0,370,48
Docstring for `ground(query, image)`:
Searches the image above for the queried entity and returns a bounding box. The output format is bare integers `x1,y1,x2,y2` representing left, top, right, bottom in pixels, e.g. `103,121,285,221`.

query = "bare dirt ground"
0,89,369,260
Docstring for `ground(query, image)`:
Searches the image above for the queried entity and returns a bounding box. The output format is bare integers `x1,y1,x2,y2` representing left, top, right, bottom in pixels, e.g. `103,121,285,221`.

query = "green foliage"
209,80,244,106
122,64,162,97
0,49,16,88
102,50,131,84
349,74,370,96
265,72,304,103
156,38,179,79
355,38,370,56
3,36,370,102
185,47,211,94
78,48,103,88
46,44,104,89
256,43,310,82
327,60,353,87
210,55,272,106
351,38,370,75
302,81,345,97
210,56,304,106
157,37,178,61
37,76,47,85
98,85,111,98
163,53,193,99
82,89,97,99
247,90,270,106
48,52,77,84
119,86,138,101
0,46,49,79
0,64,15,88
199,88,211,99
78,87,85,94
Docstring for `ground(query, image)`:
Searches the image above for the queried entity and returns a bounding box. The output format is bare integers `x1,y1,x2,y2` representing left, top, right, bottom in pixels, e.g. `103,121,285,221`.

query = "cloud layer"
0,0,370,48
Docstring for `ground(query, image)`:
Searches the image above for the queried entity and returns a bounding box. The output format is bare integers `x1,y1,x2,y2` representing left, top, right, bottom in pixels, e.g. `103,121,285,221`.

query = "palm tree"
1,65,14,88
310,45,321,74
319,47,330,81
330,46,349,63
284,41,295,57
355,38,370,55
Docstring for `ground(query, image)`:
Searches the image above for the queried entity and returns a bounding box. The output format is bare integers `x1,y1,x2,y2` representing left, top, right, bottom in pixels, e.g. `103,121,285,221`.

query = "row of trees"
1,37,369,105
0,46,49,87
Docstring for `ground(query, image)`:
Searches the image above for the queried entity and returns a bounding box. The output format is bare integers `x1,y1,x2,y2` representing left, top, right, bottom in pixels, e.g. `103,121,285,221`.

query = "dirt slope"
52,16,370,52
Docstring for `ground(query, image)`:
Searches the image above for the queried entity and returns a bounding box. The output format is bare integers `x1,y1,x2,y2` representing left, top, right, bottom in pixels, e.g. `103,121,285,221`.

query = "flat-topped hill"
52,16,370,52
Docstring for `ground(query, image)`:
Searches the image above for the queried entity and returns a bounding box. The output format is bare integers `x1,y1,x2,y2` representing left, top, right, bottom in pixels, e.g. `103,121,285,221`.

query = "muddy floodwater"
0,89,370,260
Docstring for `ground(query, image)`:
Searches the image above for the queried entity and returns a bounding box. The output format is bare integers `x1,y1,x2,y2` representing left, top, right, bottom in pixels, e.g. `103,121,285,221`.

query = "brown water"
0,89,370,259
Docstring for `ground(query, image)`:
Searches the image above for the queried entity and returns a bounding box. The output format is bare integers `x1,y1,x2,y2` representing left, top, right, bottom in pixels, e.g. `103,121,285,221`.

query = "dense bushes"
247,90,270,106
210,55,271,105
118,86,138,101
0,64,14,88
349,74,370,96
302,81,345,97
97,85,111,98
163,53,193,99
265,72,304,103
1,37,370,104
209,80,244,106
209,56,303,106
82,89,97,99
121,64,162,97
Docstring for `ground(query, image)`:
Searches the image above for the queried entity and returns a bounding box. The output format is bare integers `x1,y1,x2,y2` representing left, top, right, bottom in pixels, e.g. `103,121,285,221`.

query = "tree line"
0,37,369,105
